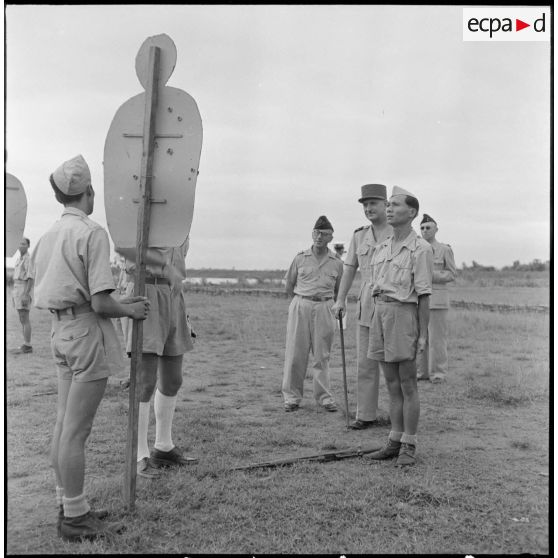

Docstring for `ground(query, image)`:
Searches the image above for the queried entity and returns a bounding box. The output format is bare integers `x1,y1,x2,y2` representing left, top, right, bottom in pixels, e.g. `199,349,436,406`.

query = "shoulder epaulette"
354,225,367,233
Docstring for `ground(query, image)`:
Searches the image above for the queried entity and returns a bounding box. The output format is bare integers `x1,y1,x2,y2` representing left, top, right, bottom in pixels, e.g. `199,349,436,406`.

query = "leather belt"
49,302,92,320
298,295,333,302
374,294,400,303
145,277,171,286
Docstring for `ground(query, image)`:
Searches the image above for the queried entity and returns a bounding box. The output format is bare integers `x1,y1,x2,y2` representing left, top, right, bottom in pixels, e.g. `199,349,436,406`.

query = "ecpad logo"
463,8,550,42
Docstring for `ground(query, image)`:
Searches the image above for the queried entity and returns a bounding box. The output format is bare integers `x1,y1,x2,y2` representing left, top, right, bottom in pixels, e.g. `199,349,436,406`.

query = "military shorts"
124,283,193,357
12,281,32,311
368,300,418,363
51,312,123,382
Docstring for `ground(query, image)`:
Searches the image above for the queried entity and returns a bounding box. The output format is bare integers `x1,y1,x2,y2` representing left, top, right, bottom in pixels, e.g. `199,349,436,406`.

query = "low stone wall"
183,286,549,314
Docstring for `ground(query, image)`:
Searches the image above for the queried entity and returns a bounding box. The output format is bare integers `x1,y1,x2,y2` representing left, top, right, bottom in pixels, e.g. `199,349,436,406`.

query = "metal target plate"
104,87,202,248
135,34,177,90
5,173,27,257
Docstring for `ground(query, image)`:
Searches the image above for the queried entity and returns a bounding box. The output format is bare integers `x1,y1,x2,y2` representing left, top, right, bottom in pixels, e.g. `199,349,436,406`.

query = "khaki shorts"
125,283,193,356
12,281,32,311
368,301,418,362
51,312,123,382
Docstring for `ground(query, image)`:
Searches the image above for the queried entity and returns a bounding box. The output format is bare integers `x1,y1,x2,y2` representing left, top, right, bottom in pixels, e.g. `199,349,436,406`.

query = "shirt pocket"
433,256,445,270
392,262,412,290
298,266,316,282
321,270,338,289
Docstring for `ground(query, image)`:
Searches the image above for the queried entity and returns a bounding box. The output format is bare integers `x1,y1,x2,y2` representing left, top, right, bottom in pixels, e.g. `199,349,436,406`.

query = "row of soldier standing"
281,183,455,467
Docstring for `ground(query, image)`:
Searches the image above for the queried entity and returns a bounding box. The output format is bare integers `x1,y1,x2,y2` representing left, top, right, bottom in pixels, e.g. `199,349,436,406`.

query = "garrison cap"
421,214,436,225
391,185,417,199
51,154,91,196
358,183,387,203
313,215,334,231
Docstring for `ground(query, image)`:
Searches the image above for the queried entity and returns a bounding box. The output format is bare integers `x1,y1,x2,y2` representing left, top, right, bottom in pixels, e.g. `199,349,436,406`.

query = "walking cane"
338,310,350,429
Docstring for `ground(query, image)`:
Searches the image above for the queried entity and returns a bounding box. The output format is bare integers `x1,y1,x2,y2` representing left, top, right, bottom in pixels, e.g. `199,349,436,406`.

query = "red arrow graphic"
516,19,530,31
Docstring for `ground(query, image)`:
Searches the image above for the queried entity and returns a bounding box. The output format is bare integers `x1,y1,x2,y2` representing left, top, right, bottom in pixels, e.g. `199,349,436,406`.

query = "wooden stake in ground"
123,44,161,511
338,311,350,429
103,33,202,510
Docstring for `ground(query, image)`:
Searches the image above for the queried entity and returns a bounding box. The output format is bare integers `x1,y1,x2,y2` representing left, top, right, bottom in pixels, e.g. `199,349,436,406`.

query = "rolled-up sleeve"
344,233,358,268
87,228,117,295
413,245,433,296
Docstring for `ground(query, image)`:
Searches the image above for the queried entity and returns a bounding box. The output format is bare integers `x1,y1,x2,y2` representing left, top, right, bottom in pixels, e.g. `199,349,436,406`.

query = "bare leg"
17,309,31,345
58,378,108,498
380,361,404,433
398,360,420,435
51,376,73,487
158,355,183,396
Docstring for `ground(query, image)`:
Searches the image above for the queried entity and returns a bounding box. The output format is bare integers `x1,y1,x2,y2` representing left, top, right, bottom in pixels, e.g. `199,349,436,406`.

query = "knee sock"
63,493,90,518
401,433,417,446
137,401,151,462
154,389,177,452
389,431,403,442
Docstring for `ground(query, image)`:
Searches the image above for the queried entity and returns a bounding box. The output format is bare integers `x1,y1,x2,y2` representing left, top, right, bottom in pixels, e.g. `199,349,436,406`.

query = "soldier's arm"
432,246,457,283
416,294,430,357
284,257,298,297
91,291,150,320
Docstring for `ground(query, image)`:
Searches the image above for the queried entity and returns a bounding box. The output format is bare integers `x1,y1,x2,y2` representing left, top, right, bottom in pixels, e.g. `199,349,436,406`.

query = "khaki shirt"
370,229,433,304
32,207,116,309
123,238,189,283
430,240,456,309
284,248,343,298
345,224,392,325
13,251,34,282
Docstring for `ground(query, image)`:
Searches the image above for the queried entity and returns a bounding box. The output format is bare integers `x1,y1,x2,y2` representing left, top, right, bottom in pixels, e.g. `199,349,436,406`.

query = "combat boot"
57,506,109,537
395,442,416,467
365,437,401,460
59,511,124,542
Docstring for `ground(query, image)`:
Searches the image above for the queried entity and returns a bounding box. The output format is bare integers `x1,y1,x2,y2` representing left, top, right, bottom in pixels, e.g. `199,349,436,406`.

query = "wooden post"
124,45,161,510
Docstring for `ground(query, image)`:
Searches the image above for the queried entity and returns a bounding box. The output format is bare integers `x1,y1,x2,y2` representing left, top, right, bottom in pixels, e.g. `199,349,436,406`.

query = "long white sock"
137,401,151,462
154,389,177,452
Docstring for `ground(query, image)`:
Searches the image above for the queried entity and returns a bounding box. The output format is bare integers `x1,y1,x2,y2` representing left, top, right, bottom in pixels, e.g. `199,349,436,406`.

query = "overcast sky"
5,5,551,270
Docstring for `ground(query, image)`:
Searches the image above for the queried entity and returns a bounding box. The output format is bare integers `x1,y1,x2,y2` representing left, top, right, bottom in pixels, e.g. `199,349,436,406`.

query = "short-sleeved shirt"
13,251,34,282
284,248,343,298
32,207,116,309
345,224,392,325
430,240,456,309
370,229,433,304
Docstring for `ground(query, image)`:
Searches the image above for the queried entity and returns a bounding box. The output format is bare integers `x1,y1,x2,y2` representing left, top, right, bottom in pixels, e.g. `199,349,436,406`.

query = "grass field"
5,285,549,554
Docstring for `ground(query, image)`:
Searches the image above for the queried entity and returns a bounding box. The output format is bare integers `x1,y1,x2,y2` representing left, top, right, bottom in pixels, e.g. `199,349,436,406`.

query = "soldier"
10,237,34,354
332,184,391,429
117,236,197,479
365,186,433,467
417,214,456,383
282,216,344,412
31,154,150,541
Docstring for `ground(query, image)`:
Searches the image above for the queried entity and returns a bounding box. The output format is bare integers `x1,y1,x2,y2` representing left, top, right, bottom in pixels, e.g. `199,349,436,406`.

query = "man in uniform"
333,243,346,260
117,236,197,479
282,216,344,412
10,237,34,354
365,186,433,467
31,154,150,541
418,214,456,383
332,184,391,429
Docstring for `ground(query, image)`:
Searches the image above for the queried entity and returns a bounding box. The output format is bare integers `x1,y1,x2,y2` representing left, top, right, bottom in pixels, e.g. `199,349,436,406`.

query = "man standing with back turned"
32,154,150,541
332,184,391,429
365,186,433,467
282,216,343,413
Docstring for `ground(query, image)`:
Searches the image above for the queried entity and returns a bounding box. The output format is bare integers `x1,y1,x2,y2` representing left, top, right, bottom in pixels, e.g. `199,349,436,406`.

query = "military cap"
391,185,417,199
358,183,387,203
313,215,334,231
421,214,437,225
51,154,91,196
